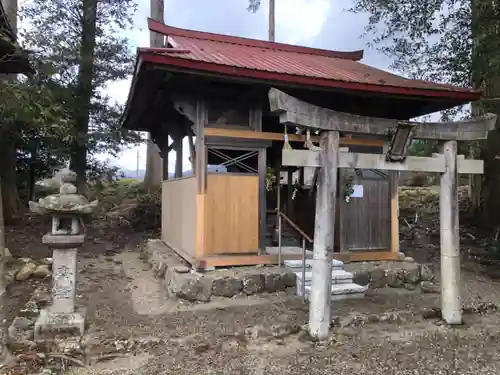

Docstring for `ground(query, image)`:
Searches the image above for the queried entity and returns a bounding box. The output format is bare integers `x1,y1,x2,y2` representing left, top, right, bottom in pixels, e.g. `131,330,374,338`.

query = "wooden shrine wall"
161,176,197,258
203,173,260,255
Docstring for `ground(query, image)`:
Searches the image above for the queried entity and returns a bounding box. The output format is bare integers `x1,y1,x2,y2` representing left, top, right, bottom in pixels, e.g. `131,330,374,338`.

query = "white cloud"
274,0,331,44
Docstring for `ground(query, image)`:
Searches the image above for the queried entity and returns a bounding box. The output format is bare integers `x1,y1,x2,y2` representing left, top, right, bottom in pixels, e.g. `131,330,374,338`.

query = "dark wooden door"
339,169,391,251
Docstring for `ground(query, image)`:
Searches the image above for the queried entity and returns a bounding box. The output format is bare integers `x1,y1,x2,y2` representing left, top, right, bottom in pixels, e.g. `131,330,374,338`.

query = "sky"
102,0,395,172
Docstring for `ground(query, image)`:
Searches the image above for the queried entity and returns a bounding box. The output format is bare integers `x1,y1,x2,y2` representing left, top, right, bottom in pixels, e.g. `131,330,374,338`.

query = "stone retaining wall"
142,240,297,303
346,260,435,290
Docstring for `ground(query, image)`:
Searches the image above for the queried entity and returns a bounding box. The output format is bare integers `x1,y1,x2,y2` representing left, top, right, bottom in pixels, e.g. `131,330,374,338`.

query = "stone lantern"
29,169,97,339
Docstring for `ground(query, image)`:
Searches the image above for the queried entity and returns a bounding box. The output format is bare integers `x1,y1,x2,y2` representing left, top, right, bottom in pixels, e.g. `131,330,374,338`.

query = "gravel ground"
71,314,500,375
60,248,500,375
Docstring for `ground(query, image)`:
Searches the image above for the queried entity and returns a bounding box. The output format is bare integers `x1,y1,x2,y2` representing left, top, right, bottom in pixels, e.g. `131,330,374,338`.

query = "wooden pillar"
287,170,293,215
175,137,183,178
258,148,267,252
440,140,461,325
389,171,399,254
309,131,339,341
195,101,207,193
162,141,169,181
195,100,208,262
188,132,196,172
298,167,304,186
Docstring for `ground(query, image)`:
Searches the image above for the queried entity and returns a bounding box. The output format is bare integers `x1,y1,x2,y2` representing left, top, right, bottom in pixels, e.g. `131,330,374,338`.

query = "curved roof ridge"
147,18,364,61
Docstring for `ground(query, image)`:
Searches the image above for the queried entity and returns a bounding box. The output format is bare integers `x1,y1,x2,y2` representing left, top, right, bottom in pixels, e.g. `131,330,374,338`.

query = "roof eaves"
147,18,364,61
139,51,481,102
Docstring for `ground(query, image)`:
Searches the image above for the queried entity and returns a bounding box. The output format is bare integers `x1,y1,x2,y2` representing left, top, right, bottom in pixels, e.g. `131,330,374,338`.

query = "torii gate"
269,88,497,341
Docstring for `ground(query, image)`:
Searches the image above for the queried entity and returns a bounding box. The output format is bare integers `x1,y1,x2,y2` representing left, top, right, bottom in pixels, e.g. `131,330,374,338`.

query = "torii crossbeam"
269,88,497,341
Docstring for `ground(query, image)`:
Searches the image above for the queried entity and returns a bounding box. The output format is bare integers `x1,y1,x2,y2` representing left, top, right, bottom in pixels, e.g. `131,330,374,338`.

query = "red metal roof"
140,18,479,101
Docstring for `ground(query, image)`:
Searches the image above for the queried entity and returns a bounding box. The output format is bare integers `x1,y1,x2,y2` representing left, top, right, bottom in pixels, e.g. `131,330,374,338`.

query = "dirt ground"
6,213,500,374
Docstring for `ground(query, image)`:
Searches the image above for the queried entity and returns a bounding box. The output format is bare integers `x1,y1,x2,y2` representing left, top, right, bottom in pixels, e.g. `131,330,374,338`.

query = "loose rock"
8,316,34,342
153,262,167,278
353,271,371,287
33,264,51,278
420,264,434,281
4,248,12,262
16,262,37,281
404,283,417,291
421,307,442,320
172,265,191,274
245,323,299,339
420,281,440,294
40,257,53,266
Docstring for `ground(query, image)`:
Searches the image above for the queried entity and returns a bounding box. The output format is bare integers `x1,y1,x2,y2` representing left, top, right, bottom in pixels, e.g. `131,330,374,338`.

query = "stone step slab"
295,270,353,285
300,283,368,301
284,259,344,271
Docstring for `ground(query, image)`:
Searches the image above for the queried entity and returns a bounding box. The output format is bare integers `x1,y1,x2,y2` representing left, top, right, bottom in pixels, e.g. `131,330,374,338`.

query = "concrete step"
284,259,344,271
295,270,353,285
302,283,368,301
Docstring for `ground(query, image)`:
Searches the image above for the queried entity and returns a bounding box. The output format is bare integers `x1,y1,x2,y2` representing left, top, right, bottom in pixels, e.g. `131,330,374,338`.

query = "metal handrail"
268,209,311,301
278,211,313,243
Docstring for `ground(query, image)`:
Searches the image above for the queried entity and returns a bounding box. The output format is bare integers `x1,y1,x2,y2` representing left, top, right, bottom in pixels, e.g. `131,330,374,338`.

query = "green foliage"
17,0,142,170
93,179,144,211
247,0,261,12
95,180,161,231
265,167,276,191
349,1,500,115
408,140,437,157
23,0,141,149
349,0,500,225
129,191,161,231
0,0,144,205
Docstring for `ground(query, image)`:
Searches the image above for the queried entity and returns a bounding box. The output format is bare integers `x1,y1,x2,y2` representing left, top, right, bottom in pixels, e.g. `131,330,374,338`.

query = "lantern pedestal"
34,233,85,340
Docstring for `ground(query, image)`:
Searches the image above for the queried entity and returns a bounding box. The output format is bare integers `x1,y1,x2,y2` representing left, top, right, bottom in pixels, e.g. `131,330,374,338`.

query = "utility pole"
143,0,164,190
268,0,275,42
136,149,140,179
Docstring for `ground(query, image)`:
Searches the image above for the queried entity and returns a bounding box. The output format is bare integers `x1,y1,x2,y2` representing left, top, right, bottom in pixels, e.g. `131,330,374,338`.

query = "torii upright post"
309,131,339,340
440,140,461,323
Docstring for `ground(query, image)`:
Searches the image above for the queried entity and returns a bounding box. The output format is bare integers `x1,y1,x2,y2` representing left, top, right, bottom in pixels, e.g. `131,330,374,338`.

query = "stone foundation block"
165,269,213,302
212,277,243,297
242,275,265,295
34,307,86,340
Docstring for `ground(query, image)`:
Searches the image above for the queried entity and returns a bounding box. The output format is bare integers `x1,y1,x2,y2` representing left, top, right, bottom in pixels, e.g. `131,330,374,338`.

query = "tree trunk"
28,145,38,203
0,142,19,224
143,0,164,191
472,0,500,227
0,0,17,361
70,0,98,191
144,135,162,190
468,0,483,217
0,0,20,224
0,179,7,362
